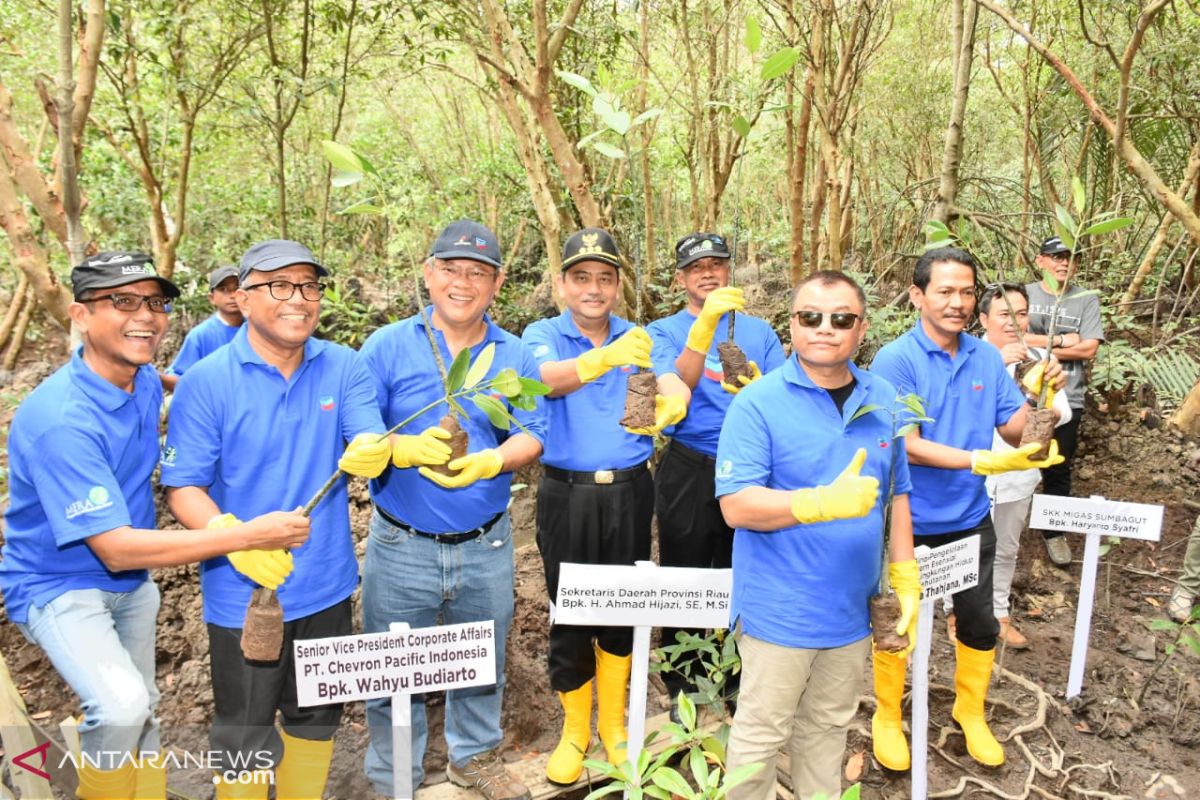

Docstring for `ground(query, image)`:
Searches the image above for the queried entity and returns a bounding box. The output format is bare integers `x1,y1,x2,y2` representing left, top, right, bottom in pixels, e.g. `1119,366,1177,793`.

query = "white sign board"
1030,495,1164,541
915,535,980,600
294,621,496,707
555,563,732,628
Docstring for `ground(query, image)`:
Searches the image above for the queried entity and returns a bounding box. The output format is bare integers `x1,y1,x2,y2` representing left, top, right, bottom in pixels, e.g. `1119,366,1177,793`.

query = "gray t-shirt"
1024,282,1105,409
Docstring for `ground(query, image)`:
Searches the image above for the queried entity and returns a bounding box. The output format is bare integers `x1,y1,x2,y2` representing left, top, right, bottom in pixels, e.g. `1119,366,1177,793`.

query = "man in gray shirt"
1024,236,1105,566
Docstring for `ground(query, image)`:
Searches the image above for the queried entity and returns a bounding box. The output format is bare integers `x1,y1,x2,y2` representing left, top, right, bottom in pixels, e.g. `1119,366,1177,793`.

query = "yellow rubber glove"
791,448,880,523
888,559,922,656
625,393,688,436
392,426,453,468
684,287,745,354
576,327,653,383
338,432,391,478
971,439,1064,475
1020,361,1056,409
418,448,504,489
721,360,762,395
208,514,293,590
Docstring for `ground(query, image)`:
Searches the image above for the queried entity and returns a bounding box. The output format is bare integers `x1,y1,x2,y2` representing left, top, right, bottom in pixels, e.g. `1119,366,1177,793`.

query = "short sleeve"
992,352,1027,428
715,395,772,497
509,342,549,444
357,327,394,411
647,317,683,377
870,345,914,396
30,427,132,545
1077,293,1105,343
760,326,786,373
160,372,222,488
520,320,560,367
341,352,388,440
169,330,204,376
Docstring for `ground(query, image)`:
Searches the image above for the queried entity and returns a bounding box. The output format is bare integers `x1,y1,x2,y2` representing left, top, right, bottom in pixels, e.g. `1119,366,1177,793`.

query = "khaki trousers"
726,631,870,800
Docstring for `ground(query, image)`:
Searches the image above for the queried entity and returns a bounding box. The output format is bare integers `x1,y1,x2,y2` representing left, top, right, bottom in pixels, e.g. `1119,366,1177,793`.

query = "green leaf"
849,403,883,422
744,16,762,54
1053,205,1077,248
1041,269,1061,294
643,787,672,800
606,110,633,136
700,734,726,764
356,151,380,177
322,140,364,173
446,347,472,392
331,169,363,188
577,129,606,150
760,47,800,81
337,200,384,215
678,692,697,731
1071,175,1086,216
731,115,752,138
1149,619,1178,631
896,422,920,437
688,748,709,788
509,393,537,412
840,784,862,800
490,366,522,397
518,376,552,396
1080,217,1134,237
923,219,952,245
901,393,926,416
594,94,631,135
632,108,664,128
471,393,511,430
463,342,496,389
651,768,693,798
593,141,626,159
556,70,597,97
583,781,627,800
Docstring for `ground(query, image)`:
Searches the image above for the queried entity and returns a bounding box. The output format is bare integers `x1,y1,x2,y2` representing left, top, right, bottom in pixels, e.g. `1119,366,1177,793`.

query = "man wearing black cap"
646,233,785,717
358,220,547,800
162,239,392,799
0,252,311,799
1024,236,1105,566
521,228,690,784
161,264,244,392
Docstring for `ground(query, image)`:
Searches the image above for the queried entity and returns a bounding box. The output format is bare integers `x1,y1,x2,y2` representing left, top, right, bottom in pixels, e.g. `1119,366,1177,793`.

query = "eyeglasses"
242,280,325,301
81,293,173,314
433,262,497,283
793,310,861,330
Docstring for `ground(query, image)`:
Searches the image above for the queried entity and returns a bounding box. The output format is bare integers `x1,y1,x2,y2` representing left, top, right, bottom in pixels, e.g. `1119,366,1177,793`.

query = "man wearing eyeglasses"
717,270,918,800
645,232,785,719
161,265,244,392
870,247,1064,771
0,251,312,798
161,239,392,799
1024,236,1105,567
358,220,546,800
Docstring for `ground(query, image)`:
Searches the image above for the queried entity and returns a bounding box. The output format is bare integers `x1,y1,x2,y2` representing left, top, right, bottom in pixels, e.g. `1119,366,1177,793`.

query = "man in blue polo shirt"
522,228,690,785
717,270,919,800
646,232,784,715
161,264,243,391
870,247,1063,770
162,239,391,799
358,220,547,800
0,251,310,799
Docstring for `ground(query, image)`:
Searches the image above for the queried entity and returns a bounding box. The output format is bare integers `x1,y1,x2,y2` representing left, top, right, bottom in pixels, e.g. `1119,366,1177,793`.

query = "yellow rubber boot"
77,761,137,799
212,772,271,799
594,646,632,766
275,730,335,800
871,648,911,771
132,753,167,799
951,641,1005,766
546,680,594,785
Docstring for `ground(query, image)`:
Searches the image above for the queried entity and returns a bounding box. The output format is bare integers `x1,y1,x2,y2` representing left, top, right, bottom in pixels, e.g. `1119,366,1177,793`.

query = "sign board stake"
389,623,413,800
1067,532,1101,699
910,598,934,800
625,561,657,773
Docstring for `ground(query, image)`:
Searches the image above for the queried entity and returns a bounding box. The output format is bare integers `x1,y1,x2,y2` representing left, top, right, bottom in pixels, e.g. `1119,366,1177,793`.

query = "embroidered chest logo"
319,395,336,411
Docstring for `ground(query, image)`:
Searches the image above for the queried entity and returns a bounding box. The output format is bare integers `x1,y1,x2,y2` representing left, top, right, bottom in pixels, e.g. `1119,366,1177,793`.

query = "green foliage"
652,631,740,719
1091,340,1146,399
1140,350,1200,408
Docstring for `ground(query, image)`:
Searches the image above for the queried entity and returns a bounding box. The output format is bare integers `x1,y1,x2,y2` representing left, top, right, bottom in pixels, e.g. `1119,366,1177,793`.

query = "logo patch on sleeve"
65,486,114,520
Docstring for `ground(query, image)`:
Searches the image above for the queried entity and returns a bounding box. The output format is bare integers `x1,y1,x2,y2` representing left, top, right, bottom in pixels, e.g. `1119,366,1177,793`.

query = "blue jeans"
18,582,161,770
362,509,514,793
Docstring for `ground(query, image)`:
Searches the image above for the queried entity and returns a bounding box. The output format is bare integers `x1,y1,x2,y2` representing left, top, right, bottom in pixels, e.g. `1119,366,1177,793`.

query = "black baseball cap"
562,228,622,272
71,251,180,300
208,265,239,290
1039,236,1074,256
239,239,329,282
429,220,503,269
675,232,731,269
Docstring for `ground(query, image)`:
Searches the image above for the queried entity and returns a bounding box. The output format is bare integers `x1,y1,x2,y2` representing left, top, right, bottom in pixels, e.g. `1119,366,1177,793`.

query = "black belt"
668,440,716,467
374,505,503,545
544,462,648,485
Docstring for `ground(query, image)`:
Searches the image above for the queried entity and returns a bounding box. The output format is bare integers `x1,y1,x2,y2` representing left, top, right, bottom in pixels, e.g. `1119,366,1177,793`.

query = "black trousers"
917,518,999,651
654,441,737,698
208,597,351,773
1039,411,1082,541
537,467,653,692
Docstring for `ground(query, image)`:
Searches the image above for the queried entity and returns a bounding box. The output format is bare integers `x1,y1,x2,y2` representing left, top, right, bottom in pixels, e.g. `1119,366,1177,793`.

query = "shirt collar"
911,321,977,359
558,309,631,343
68,346,138,412
230,324,327,366
781,353,864,390
415,305,506,345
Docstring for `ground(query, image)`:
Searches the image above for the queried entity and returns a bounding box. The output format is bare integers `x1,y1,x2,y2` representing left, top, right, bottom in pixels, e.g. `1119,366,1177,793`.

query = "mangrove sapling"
853,393,932,653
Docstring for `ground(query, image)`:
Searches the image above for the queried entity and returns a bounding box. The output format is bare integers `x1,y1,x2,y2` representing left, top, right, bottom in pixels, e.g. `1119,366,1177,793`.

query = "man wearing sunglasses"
717,270,917,800
870,247,1064,771
0,251,312,798
1024,236,1105,568
646,232,785,720
162,239,392,799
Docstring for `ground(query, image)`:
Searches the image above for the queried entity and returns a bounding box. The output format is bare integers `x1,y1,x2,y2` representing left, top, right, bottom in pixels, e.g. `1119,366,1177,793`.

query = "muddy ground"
3,326,1200,799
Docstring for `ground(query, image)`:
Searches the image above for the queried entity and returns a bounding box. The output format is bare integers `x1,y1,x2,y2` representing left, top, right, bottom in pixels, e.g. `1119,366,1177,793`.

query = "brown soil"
619,372,657,429
1020,406,1058,460
240,588,284,662
869,593,909,654
426,414,468,477
716,341,753,386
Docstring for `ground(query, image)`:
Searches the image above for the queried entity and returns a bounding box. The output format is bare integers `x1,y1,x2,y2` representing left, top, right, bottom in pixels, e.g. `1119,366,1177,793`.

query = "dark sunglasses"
793,310,861,330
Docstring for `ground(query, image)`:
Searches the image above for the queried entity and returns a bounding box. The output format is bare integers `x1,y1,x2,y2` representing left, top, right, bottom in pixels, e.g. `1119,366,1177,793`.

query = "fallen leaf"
844,750,865,781
1074,721,1090,732
30,710,51,720
1147,597,1161,607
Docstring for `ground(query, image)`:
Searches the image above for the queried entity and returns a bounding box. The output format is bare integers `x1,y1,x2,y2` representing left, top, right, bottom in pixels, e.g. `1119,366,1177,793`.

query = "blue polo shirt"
870,323,1025,535
168,314,241,376
715,357,911,648
647,309,784,456
359,310,547,534
0,351,158,624
160,326,385,627
521,311,653,471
